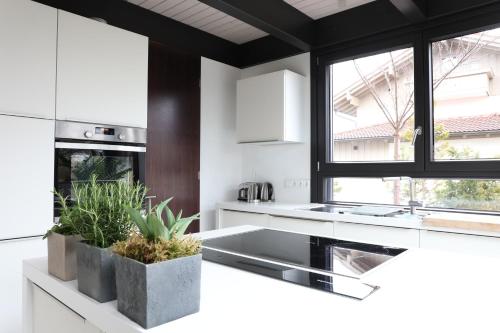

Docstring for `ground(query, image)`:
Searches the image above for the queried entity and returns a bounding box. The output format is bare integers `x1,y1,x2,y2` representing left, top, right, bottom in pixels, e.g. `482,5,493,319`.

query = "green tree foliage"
401,124,500,211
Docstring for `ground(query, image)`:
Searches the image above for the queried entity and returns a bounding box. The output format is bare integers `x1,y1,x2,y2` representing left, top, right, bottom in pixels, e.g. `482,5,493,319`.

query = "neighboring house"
331,37,500,162
333,114,500,161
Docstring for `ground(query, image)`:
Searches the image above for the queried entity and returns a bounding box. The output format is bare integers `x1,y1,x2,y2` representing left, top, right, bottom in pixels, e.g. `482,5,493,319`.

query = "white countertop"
218,201,500,237
24,226,500,333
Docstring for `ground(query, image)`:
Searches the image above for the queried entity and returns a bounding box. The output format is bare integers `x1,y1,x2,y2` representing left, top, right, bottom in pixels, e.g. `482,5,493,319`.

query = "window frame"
311,11,500,204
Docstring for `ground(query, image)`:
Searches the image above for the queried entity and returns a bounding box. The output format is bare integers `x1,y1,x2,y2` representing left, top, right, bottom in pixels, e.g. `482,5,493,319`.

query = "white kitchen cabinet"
0,115,54,239
420,230,500,258
56,10,148,128
236,70,304,143
218,210,269,229
32,285,87,333
268,215,334,238
334,221,419,248
0,238,46,333
0,0,57,119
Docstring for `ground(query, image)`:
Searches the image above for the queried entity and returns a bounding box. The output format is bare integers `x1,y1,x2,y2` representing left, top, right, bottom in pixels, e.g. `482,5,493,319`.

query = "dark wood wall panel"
146,41,200,233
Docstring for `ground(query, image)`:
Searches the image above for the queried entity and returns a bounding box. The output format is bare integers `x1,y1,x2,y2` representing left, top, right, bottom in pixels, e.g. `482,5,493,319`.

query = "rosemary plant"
46,175,147,248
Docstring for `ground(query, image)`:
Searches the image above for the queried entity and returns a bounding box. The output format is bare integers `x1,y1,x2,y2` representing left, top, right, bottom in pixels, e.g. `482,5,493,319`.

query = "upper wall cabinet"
56,11,148,128
236,70,305,144
0,0,57,119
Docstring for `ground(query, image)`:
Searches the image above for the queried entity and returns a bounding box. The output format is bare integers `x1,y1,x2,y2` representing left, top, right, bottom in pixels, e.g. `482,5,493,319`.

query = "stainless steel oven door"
54,142,146,216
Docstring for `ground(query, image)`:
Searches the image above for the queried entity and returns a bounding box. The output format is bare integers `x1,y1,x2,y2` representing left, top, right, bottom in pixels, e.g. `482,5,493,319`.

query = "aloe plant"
127,198,200,241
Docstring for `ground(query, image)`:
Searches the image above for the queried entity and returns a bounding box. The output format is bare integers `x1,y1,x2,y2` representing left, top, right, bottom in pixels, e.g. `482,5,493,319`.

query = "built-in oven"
54,120,146,216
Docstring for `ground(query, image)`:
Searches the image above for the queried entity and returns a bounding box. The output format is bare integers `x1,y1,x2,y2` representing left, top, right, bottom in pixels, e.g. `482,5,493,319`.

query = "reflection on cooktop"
202,229,406,299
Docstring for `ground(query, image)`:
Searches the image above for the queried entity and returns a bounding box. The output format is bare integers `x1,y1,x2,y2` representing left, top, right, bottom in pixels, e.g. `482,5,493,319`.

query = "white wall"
240,53,311,203
200,53,311,231
200,57,242,231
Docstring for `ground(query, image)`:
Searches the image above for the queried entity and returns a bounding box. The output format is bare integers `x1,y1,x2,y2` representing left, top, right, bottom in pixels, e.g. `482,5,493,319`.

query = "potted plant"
71,175,146,302
112,198,201,329
44,191,81,281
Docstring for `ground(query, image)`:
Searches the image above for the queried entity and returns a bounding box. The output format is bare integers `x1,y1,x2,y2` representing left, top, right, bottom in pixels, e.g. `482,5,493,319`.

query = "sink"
301,205,351,214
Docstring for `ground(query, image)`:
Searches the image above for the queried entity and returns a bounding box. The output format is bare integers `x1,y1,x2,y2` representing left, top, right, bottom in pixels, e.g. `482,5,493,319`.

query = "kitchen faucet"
382,176,423,215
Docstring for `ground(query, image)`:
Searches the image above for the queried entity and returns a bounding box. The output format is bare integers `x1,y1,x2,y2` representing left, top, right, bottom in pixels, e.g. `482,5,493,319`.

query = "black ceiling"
34,0,500,68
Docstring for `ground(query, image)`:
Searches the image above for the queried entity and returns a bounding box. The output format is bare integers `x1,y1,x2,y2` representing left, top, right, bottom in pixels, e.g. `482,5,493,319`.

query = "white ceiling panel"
127,0,268,44
284,0,376,19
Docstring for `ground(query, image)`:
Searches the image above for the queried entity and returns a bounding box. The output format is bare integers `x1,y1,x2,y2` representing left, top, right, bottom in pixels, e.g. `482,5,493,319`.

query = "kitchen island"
23,226,500,333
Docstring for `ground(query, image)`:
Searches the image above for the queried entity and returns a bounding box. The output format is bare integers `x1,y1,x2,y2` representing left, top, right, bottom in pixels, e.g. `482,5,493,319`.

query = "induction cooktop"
202,229,406,300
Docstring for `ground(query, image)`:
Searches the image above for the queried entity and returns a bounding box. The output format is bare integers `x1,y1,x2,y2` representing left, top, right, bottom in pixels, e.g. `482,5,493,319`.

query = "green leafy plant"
46,175,147,248
43,190,79,238
112,198,201,264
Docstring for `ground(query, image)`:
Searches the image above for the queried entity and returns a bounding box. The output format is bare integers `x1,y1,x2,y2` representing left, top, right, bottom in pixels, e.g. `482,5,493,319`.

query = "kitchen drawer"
268,215,334,238
218,210,269,229
334,221,419,248
32,285,86,333
420,230,500,258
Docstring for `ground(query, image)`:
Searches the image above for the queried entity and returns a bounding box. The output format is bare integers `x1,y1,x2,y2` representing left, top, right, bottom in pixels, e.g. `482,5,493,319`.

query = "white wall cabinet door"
268,215,334,238
0,238,46,333
237,70,304,143
56,10,148,128
32,285,87,333
0,0,56,119
420,230,500,258
218,210,269,229
334,222,420,248
0,116,54,239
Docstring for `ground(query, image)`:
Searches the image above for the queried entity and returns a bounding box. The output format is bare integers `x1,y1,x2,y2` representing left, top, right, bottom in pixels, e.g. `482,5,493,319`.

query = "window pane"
329,47,415,163
325,178,407,206
432,27,500,161
326,178,500,212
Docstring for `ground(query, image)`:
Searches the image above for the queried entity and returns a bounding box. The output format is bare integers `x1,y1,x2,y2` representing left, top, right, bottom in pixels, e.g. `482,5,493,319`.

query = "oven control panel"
55,120,146,144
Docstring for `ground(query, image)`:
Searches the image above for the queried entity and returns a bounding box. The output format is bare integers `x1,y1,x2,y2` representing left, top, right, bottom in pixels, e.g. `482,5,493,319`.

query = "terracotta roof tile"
333,114,500,141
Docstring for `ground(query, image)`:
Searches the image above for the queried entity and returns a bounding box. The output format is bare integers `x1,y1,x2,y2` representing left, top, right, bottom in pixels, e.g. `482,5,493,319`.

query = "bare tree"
352,32,494,204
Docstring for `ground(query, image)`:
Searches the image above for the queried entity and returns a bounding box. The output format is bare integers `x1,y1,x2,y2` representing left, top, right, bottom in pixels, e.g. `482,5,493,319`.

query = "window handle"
412,126,422,146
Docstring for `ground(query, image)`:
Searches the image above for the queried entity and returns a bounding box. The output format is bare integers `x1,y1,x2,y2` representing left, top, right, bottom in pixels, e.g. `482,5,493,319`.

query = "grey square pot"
47,232,82,281
75,241,116,303
114,253,202,329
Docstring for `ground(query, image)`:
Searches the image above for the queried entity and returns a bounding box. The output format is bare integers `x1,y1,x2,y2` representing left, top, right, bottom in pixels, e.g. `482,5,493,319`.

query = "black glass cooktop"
202,229,406,299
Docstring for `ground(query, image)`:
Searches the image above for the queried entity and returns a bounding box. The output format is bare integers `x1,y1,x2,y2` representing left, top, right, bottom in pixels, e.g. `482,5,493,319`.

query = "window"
431,28,500,161
325,177,500,212
330,47,415,163
313,18,500,212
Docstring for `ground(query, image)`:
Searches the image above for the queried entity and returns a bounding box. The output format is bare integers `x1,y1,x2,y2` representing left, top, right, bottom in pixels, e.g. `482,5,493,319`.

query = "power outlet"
284,179,310,188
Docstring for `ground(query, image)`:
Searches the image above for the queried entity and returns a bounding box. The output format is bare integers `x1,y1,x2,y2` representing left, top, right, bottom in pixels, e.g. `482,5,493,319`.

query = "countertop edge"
216,201,500,238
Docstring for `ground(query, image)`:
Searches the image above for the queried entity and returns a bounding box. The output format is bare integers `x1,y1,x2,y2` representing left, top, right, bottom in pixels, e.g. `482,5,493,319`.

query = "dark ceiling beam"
238,36,303,68
314,1,408,49
427,0,499,18
388,0,427,23
198,0,314,51
33,0,241,67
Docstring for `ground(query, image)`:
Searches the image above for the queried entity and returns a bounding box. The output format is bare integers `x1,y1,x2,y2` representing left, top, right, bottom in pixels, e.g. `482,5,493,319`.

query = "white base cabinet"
268,215,334,238
32,285,102,333
217,210,334,238
0,0,57,119
334,221,420,248
0,238,46,333
56,10,148,128
420,230,500,258
218,210,269,229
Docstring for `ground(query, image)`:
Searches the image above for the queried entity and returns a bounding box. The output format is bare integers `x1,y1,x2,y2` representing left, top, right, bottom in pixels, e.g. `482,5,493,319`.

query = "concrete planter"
75,241,116,303
47,232,82,281
114,253,202,329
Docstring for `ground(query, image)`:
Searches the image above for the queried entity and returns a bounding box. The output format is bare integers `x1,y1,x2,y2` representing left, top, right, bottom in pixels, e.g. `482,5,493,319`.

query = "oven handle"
55,142,146,152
